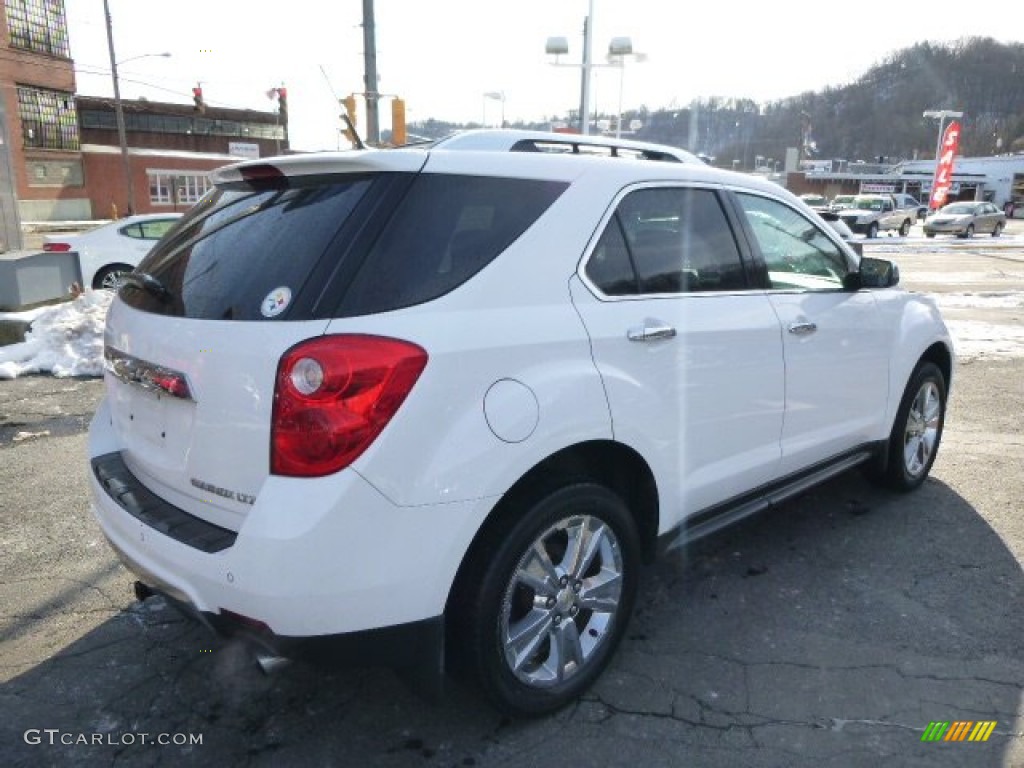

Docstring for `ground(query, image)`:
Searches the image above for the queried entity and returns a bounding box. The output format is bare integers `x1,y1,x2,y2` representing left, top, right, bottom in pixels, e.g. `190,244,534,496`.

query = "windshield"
854,198,883,211
941,203,976,215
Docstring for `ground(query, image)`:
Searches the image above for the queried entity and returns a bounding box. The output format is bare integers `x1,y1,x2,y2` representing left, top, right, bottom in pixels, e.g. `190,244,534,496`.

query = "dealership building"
788,155,1024,215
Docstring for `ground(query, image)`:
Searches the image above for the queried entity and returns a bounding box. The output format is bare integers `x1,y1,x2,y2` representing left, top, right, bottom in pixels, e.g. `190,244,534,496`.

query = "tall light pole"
102,0,133,216
362,0,380,145
580,0,594,135
606,38,643,138
483,91,505,128
546,8,632,136
923,109,963,208
102,0,170,217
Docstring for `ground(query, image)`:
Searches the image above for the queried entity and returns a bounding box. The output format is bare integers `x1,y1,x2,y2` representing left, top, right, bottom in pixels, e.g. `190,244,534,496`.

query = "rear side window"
337,174,568,316
119,218,178,240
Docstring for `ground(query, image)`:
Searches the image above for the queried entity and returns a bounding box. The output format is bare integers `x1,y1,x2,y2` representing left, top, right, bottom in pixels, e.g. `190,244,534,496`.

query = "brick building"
0,0,285,235
77,95,286,219
0,0,81,237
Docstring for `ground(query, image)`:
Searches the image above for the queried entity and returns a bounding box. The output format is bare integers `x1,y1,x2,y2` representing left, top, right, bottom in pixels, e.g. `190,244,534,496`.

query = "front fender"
876,289,955,431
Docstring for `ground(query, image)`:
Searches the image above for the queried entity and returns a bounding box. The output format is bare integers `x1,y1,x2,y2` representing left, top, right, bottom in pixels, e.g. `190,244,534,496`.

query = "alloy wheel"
499,514,623,688
903,380,942,478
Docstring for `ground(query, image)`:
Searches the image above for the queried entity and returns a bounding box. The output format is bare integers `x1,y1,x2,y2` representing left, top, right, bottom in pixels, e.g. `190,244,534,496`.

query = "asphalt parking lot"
1,237,1023,767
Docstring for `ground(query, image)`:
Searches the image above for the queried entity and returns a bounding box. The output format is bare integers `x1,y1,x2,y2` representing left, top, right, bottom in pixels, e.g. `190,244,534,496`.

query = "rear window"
122,177,376,320
121,172,567,320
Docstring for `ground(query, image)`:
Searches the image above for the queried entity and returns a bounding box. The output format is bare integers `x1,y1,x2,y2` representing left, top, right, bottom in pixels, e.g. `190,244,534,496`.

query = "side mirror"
844,256,899,290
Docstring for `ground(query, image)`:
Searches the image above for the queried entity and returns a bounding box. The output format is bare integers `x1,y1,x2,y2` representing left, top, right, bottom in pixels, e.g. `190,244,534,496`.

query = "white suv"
88,132,953,717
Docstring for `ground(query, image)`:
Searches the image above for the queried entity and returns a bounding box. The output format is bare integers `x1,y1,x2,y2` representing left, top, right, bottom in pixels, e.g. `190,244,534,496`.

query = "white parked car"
43,213,183,290
88,132,954,717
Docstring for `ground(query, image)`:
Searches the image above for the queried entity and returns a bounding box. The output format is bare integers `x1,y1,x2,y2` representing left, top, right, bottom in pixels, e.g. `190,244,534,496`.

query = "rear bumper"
87,399,489,644
923,224,967,236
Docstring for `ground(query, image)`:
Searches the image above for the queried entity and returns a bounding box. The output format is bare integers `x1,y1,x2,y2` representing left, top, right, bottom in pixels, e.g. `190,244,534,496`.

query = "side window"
119,223,144,239
737,193,851,291
585,187,747,295
139,219,178,240
587,219,639,295
341,175,568,316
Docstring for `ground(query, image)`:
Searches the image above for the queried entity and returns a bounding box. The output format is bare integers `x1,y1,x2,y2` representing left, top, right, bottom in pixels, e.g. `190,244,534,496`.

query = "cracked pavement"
1,249,1022,766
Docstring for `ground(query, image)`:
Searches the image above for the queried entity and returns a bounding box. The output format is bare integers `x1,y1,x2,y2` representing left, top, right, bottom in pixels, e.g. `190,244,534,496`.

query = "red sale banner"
930,121,961,209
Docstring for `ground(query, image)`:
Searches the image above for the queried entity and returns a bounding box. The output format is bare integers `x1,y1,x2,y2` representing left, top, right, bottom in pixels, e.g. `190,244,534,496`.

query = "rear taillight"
43,242,71,252
271,335,428,477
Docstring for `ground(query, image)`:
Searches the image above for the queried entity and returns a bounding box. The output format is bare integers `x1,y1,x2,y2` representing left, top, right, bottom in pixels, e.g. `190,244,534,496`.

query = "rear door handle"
788,322,818,336
627,324,677,342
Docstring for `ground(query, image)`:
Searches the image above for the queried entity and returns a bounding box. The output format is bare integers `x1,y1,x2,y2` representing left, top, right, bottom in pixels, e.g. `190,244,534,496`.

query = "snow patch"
0,291,113,379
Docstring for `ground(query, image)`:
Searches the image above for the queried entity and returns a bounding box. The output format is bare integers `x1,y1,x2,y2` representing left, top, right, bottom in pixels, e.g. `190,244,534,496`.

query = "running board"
660,448,876,554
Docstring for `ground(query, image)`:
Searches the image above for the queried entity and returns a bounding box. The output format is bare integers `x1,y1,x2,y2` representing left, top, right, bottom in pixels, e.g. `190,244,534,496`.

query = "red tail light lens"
44,242,72,252
271,335,428,477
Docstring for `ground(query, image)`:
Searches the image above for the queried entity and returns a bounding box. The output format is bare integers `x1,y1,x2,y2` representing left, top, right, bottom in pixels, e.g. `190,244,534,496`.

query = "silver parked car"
923,201,1006,238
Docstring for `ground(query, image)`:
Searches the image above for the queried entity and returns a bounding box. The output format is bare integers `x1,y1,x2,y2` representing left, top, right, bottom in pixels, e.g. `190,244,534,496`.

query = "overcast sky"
66,1,1024,152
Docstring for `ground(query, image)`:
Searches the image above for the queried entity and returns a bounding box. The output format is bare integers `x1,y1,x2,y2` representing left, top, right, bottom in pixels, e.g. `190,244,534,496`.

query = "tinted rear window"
122,178,375,320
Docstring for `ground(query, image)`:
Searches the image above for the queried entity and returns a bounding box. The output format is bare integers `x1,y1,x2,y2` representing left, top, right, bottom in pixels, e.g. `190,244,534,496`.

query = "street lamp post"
103,0,171,216
102,0,133,216
923,109,963,209
483,91,505,128
546,7,635,136
606,38,644,138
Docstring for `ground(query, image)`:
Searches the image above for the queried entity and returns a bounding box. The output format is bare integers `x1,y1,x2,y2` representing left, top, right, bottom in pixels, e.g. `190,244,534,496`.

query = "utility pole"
362,0,380,145
103,0,134,215
0,96,24,251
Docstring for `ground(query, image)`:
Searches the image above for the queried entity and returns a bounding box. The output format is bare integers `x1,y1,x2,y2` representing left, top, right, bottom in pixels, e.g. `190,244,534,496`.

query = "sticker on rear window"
261,287,292,318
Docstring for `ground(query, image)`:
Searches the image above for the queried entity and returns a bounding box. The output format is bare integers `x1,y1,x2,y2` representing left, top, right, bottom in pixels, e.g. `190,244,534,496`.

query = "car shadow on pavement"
2,471,1021,768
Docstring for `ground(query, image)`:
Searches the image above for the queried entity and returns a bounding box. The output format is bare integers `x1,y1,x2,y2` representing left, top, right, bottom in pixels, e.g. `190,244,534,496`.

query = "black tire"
867,222,879,239
962,224,975,239
93,264,133,291
899,219,911,237
872,361,947,492
452,483,641,717
925,232,936,238
992,222,1004,238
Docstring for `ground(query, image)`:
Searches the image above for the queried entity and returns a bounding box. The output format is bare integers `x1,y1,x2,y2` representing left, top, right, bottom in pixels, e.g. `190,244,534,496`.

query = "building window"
28,159,83,187
6,0,71,58
148,171,212,206
80,109,284,140
17,86,79,150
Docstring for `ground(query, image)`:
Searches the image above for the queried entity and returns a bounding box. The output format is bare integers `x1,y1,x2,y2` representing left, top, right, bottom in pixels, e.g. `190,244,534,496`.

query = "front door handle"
788,322,818,336
627,324,677,342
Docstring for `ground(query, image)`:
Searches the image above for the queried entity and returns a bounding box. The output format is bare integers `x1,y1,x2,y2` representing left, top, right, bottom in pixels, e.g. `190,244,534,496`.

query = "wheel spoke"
904,434,923,474
566,517,607,581
578,569,622,614
923,389,942,426
551,618,584,682
505,609,553,672
517,542,560,597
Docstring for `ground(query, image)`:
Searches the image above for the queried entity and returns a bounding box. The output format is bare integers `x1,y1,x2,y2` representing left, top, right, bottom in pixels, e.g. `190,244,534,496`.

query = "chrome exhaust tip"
254,651,291,675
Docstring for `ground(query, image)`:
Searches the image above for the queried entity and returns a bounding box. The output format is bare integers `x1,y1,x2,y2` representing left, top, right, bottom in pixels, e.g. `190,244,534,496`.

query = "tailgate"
102,298,329,531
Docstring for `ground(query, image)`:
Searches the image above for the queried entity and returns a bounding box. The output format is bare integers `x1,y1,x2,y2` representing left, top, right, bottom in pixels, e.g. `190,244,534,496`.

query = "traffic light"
192,85,205,114
277,86,288,124
391,97,407,146
341,95,358,144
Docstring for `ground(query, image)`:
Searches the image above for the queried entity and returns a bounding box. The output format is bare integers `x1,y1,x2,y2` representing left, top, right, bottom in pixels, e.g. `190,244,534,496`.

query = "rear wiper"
120,272,173,302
